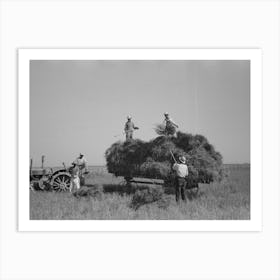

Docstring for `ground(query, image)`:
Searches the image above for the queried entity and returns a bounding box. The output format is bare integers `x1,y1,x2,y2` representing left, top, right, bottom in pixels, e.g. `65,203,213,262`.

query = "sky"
30,60,250,167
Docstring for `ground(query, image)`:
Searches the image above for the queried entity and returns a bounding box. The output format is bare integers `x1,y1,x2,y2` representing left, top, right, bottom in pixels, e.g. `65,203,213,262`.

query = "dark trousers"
175,177,186,202
126,131,133,140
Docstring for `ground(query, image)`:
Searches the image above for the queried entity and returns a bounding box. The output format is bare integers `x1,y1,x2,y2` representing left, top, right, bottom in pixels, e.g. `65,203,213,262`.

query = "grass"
30,164,250,220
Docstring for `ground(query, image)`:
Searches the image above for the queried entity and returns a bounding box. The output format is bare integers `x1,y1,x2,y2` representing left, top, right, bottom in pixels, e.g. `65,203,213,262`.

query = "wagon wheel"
186,185,199,200
118,179,133,193
185,179,199,198
190,185,199,196
51,172,71,192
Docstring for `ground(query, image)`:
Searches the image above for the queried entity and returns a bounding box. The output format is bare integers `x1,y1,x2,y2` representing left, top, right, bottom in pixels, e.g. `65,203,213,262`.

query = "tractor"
30,155,72,192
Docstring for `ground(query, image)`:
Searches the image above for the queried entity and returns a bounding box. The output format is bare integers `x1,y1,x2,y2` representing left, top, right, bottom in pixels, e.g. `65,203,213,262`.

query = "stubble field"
30,164,250,220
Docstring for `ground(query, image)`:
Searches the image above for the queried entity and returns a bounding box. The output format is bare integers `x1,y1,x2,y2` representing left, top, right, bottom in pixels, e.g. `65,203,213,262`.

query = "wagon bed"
125,176,199,196
123,177,164,190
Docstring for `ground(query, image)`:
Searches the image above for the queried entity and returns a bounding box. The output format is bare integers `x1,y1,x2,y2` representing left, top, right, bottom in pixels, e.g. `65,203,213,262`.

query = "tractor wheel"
51,172,71,192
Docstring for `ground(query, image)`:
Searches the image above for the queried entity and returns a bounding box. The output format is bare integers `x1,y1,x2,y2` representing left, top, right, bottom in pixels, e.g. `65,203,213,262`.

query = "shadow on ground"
85,183,203,201
86,183,133,195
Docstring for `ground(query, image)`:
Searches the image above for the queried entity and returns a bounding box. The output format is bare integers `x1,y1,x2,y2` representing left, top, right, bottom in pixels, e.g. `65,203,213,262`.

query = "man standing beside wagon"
73,153,89,186
172,155,188,203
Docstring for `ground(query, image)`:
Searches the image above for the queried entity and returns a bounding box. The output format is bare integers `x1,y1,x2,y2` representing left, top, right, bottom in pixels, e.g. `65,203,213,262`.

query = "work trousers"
125,131,133,140
175,177,186,202
70,176,80,192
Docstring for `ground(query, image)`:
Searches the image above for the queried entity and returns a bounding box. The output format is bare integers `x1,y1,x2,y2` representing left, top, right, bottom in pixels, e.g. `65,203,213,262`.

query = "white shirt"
74,157,88,171
172,163,188,178
163,117,178,128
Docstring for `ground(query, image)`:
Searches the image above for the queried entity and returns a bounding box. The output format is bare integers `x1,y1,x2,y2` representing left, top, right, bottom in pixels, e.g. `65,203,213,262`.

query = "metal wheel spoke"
51,172,72,192
56,177,62,184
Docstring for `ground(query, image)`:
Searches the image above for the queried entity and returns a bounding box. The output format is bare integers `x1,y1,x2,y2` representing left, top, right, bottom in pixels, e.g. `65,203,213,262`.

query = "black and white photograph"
21,50,257,224
2,1,280,280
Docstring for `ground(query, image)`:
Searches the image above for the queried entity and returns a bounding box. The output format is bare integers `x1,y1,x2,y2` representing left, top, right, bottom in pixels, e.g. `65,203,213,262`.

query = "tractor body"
30,156,72,192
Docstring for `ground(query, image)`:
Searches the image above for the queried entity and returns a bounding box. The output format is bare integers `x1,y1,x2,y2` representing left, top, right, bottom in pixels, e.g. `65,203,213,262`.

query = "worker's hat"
127,116,132,120
164,112,169,116
79,153,84,157
179,156,186,164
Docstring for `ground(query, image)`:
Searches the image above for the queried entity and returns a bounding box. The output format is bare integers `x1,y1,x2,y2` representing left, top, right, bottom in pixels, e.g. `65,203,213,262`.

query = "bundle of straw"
154,123,176,136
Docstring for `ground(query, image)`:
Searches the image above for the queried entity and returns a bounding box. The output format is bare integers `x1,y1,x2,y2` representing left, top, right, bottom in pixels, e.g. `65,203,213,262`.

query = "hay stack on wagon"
105,131,225,185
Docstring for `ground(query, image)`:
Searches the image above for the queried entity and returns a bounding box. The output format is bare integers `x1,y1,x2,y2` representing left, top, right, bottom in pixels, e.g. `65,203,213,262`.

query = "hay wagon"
124,176,164,189
30,156,72,192
122,175,199,195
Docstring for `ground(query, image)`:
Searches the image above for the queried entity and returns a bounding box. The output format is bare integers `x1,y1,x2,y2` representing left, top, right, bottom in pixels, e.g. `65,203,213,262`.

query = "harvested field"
30,164,250,220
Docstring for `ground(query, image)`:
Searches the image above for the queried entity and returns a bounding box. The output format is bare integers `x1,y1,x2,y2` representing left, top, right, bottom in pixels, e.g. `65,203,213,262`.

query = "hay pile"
105,131,225,183
130,188,170,210
72,184,103,199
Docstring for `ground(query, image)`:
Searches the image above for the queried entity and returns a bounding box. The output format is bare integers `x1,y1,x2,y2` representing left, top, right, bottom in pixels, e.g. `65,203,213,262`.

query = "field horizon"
31,163,250,172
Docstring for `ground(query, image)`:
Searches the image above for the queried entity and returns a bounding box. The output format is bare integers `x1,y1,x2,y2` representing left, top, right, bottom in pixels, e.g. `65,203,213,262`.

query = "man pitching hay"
124,116,139,140
163,112,178,136
172,155,188,203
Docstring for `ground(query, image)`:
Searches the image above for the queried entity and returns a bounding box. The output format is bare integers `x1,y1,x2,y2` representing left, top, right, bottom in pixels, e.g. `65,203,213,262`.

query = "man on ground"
172,155,188,203
73,153,89,186
70,162,80,192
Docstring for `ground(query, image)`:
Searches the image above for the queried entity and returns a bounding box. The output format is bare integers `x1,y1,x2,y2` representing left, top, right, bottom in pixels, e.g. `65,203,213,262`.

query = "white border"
18,49,262,232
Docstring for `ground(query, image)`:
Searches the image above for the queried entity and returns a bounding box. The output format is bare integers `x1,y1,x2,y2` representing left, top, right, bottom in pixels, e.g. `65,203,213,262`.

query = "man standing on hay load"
124,116,139,140
163,112,178,136
73,153,89,186
172,155,188,203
